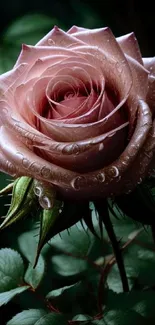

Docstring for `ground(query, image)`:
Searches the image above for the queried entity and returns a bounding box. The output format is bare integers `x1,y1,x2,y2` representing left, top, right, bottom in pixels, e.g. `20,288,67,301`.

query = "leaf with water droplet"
0,176,36,230
34,200,63,266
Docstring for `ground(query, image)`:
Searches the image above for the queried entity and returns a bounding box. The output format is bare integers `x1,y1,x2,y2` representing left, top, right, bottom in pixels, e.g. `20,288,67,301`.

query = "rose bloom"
0,26,155,199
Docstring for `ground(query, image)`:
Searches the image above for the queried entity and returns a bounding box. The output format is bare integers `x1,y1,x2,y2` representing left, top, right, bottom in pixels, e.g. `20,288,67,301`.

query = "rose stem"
94,200,129,292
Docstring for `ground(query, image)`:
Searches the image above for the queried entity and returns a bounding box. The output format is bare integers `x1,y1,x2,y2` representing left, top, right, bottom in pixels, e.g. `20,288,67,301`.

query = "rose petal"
0,63,28,95
125,55,149,135
36,123,128,172
72,27,129,63
117,33,143,65
14,44,79,68
67,25,89,34
58,100,152,198
143,57,155,75
36,26,85,47
111,119,155,195
143,57,155,113
24,55,69,82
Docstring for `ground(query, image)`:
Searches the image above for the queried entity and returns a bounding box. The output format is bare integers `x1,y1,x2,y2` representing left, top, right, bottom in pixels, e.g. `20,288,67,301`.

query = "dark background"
0,0,155,57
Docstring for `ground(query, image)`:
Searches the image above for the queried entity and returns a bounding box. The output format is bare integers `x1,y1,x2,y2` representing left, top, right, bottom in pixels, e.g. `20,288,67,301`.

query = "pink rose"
0,26,155,199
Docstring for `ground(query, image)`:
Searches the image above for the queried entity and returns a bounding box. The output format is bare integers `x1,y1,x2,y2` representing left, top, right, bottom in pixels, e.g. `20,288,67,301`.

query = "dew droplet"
34,185,43,197
71,176,87,190
108,166,119,178
48,38,55,45
30,162,39,173
62,144,80,155
96,172,105,183
39,195,53,210
40,166,51,178
22,157,30,169
6,161,16,177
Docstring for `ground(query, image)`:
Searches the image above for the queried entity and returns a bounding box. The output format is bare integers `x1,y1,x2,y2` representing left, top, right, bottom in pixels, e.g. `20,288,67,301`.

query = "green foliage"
49,223,93,255
18,232,45,289
0,203,155,323
0,248,25,291
7,309,49,325
92,310,145,325
1,181,155,324
7,310,68,325
0,286,29,307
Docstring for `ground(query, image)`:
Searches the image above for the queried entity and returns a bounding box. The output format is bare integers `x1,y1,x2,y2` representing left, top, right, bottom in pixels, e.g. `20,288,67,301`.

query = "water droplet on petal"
48,38,55,45
40,166,51,178
71,176,87,190
96,172,105,183
30,163,39,173
108,166,119,178
22,158,30,169
6,161,16,177
62,144,80,155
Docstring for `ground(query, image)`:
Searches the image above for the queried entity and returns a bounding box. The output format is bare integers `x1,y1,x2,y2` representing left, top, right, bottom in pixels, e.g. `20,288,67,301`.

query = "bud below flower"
0,176,36,229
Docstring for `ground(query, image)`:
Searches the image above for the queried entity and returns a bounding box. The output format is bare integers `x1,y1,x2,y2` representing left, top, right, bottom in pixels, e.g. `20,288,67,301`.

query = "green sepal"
0,182,14,195
34,200,63,266
0,176,36,229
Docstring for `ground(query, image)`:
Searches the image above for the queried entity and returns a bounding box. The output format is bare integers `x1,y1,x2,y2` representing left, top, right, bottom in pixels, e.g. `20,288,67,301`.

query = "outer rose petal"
143,57,155,113
0,151,17,177
14,44,79,68
117,33,143,65
143,57,155,74
0,63,28,94
67,26,89,34
36,26,85,47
